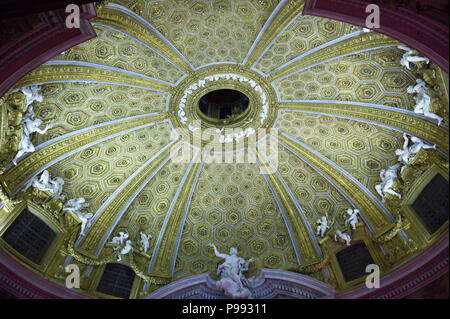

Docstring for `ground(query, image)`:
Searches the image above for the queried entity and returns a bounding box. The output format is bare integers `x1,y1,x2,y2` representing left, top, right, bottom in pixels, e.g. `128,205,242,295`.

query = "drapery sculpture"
209,243,254,299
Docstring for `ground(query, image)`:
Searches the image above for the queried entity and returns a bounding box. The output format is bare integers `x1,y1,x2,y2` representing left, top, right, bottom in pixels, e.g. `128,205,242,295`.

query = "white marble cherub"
117,240,133,261
335,230,352,246
398,45,430,70
20,85,43,108
110,232,129,249
316,216,330,238
407,79,443,125
396,133,436,173
345,208,360,230
63,197,92,235
12,112,53,165
139,232,152,253
375,163,402,202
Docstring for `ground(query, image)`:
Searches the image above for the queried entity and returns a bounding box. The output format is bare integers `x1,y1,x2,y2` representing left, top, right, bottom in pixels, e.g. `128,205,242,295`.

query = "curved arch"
303,0,449,73
0,4,98,96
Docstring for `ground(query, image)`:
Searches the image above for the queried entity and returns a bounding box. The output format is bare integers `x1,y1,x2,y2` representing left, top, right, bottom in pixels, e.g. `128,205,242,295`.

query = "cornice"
12,64,172,93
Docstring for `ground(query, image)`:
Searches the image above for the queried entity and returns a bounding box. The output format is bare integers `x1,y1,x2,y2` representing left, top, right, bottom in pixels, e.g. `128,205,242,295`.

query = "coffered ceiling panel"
55,24,185,83
110,0,280,68
173,154,300,281
254,14,360,75
47,121,173,214
273,47,417,110
275,111,404,197
34,82,169,145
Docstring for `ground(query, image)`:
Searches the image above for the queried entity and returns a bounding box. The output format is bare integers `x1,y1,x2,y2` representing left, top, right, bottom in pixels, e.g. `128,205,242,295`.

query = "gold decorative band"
278,101,449,154
1,113,167,192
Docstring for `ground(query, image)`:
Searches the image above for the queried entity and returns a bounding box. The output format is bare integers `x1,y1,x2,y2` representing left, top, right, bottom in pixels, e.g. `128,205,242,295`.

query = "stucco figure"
375,163,402,202
209,243,254,299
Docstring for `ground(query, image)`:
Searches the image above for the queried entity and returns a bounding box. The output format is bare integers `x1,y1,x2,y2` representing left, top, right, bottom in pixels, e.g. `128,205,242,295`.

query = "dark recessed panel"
1,208,56,265
96,263,135,299
336,242,375,282
411,174,449,233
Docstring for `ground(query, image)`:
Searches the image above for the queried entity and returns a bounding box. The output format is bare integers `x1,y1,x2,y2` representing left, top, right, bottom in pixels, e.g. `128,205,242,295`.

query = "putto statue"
63,197,89,213
398,45,430,70
407,79,443,126
209,243,254,299
234,127,256,143
111,232,129,248
23,170,65,200
12,105,53,165
117,240,133,262
396,133,436,173
63,198,92,236
110,231,133,261
316,216,330,238
375,163,402,203
139,232,152,253
334,230,351,246
345,208,360,230
74,211,93,236
20,85,43,108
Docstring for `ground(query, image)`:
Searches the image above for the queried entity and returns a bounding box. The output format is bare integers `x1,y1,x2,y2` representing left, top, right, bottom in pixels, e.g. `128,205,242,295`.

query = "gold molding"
278,101,449,155
150,151,202,278
243,0,305,67
399,156,449,246
0,113,167,193
93,7,192,74
193,85,253,126
0,197,70,276
78,139,182,256
268,33,399,82
11,65,172,93
254,147,321,265
167,64,280,150
0,92,27,174
278,133,395,235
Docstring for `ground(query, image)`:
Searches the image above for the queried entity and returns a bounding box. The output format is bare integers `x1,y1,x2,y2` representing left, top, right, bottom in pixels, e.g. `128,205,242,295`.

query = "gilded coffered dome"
0,0,448,299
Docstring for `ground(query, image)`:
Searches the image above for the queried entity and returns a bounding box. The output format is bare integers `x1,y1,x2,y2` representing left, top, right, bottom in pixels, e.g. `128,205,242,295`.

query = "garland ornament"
66,230,168,285
372,213,411,244
178,73,269,143
66,229,117,266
